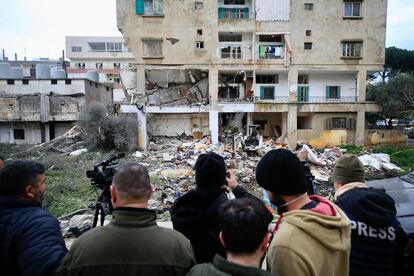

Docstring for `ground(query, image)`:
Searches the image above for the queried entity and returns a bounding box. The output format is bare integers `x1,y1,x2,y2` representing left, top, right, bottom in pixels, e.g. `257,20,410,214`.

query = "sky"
0,0,413,60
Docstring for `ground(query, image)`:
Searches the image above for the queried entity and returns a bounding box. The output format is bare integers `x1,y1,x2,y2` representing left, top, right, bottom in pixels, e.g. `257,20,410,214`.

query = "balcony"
218,43,252,60
297,96,358,103
218,71,254,102
218,7,252,20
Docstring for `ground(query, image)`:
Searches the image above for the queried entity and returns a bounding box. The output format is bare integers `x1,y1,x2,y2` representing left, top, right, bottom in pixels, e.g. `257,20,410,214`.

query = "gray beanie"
332,155,365,184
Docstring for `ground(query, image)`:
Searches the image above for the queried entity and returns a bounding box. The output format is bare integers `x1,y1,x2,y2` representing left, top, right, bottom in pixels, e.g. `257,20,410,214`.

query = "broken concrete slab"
69,148,88,156
159,169,193,179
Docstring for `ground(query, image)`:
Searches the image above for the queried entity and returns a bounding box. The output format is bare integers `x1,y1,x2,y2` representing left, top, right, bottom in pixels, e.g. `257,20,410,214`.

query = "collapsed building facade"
116,0,385,149
0,63,113,144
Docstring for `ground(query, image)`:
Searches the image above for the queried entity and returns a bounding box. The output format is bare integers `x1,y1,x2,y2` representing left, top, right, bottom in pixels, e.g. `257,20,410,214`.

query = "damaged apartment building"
0,62,113,144
116,0,386,149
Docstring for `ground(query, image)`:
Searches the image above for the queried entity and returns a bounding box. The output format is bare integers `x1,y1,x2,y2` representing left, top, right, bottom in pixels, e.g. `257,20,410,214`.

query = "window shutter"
136,0,145,14
327,118,333,130
244,7,249,19
272,86,275,99
218,8,224,19
325,86,330,98
338,86,341,98
260,86,264,99
305,86,309,101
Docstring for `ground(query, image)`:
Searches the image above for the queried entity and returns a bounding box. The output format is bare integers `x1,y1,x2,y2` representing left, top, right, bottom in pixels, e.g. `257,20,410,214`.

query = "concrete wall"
0,79,86,95
148,113,209,136
54,122,74,137
0,122,42,144
365,129,406,145
302,72,357,98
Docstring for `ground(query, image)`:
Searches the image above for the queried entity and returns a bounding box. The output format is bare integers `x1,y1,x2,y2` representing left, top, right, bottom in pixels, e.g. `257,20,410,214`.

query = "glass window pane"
353,3,361,16
344,3,352,16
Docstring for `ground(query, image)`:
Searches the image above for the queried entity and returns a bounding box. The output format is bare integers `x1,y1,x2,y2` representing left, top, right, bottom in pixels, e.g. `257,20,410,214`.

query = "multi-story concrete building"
65,36,135,102
116,0,385,149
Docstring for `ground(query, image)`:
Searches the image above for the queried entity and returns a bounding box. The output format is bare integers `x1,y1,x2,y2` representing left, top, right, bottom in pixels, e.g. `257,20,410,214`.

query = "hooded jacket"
267,195,351,276
170,186,251,263
335,185,404,276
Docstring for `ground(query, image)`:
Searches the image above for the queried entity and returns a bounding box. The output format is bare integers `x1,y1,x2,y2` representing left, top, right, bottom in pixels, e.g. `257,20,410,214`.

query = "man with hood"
333,154,408,276
171,152,252,263
256,149,351,276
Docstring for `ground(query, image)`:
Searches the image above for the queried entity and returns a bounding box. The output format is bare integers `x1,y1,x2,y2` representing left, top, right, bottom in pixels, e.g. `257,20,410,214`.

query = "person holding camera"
171,152,253,264
56,163,195,276
0,160,67,276
256,149,351,276
187,197,272,276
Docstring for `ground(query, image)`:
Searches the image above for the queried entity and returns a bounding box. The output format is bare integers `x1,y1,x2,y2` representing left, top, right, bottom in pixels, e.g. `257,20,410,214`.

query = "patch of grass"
373,147,414,172
339,144,364,155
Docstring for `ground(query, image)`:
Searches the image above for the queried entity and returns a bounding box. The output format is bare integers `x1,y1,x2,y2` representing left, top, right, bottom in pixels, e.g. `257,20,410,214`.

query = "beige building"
65,36,135,102
116,0,385,149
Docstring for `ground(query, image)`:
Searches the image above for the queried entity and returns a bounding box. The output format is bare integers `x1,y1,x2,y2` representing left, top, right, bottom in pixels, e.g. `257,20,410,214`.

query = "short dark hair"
218,198,273,255
112,163,151,201
0,160,45,197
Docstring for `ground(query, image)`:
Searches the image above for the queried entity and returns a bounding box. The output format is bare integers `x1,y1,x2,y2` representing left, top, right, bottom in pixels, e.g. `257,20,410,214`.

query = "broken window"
221,46,242,59
65,79,72,85
298,74,309,84
331,118,347,129
195,41,204,49
306,30,312,36
197,29,203,35
6,79,14,85
342,41,362,57
304,42,312,50
143,39,163,57
256,74,278,84
224,0,245,4
107,42,122,52
304,3,314,10
51,79,58,85
219,33,242,42
260,86,275,100
22,79,29,85
326,86,341,99
13,129,25,140
88,42,106,52
96,63,103,69
71,46,82,52
195,2,203,10
344,1,361,17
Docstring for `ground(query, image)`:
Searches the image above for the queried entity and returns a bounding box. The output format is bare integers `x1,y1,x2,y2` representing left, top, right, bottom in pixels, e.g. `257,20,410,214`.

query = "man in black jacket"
333,155,408,276
0,160,67,276
171,152,252,263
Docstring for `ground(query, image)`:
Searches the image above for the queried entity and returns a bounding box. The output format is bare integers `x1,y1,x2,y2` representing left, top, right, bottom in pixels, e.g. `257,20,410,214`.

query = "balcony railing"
256,45,285,59
218,44,252,59
255,96,289,103
218,7,252,19
297,96,358,103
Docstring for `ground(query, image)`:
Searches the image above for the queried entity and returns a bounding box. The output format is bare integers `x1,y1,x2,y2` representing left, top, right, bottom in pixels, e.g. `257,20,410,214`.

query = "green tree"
377,47,414,82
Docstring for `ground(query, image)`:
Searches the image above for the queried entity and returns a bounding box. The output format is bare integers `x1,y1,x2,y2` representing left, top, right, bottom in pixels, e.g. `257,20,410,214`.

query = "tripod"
92,186,112,228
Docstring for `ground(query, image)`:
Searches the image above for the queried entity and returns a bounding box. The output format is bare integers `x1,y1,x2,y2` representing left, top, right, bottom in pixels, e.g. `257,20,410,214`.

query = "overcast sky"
0,0,413,60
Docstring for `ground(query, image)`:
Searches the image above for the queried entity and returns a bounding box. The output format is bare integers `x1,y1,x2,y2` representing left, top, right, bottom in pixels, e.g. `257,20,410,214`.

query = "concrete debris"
133,151,144,158
359,154,403,172
300,145,326,166
69,148,88,156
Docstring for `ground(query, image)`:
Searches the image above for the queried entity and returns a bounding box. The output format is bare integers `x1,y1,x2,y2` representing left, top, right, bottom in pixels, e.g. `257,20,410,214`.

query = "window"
297,86,309,102
88,42,106,52
136,0,163,15
224,0,245,4
51,79,58,85
13,129,25,140
259,35,282,43
256,74,278,84
71,46,82,52
107,42,122,52
197,29,203,35
298,75,309,84
7,79,14,85
306,30,312,36
195,2,203,10
221,46,242,59
77,63,85,69
342,42,362,57
326,86,341,99
304,3,314,10
22,79,29,85
143,39,163,57
344,1,361,17
114,78,121,83
96,63,103,69
114,63,121,68
65,79,72,85
304,42,312,50
260,86,275,100
95,83,98,88
331,118,347,129
195,41,204,49
219,33,242,42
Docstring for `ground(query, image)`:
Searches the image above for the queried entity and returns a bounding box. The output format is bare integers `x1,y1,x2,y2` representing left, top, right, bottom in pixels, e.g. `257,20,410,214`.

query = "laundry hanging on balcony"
256,0,290,21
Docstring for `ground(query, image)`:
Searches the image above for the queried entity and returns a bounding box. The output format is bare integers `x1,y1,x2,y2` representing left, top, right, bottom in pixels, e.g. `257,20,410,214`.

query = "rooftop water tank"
0,62,11,78
86,70,99,83
51,68,66,79
35,64,51,79
10,67,23,79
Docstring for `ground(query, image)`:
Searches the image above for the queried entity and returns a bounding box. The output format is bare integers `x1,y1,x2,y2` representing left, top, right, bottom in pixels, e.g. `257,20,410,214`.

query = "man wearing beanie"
256,149,351,276
171,152,252,264
333,154,408,276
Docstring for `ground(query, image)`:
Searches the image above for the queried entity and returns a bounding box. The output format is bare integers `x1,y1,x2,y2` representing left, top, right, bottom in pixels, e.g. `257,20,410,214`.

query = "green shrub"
373,147,414,171
339,144,364,155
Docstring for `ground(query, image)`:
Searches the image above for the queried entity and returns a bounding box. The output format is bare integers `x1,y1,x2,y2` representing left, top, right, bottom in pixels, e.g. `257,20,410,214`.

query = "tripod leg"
92,203,100,228
100,206,105,226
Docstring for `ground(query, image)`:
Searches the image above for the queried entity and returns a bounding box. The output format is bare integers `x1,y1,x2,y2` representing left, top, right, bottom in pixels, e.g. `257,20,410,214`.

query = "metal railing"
255,96,289,103
218,44,253,59
218,8,253,20
297,96,358,103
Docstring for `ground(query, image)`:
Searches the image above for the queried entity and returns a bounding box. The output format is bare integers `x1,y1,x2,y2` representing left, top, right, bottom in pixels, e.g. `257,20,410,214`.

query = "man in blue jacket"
0,160,67,276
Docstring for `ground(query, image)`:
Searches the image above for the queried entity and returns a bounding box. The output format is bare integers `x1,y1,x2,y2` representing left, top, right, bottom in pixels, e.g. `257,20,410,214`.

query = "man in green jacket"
56,163,196,276
187,197,272,276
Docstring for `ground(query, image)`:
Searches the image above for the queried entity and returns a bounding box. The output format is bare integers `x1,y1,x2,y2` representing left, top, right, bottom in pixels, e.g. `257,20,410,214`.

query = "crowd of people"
0,150,413,276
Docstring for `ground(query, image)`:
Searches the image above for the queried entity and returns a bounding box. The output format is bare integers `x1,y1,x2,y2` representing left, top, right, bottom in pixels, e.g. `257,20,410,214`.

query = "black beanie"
256,149,307,195
195,152,226,189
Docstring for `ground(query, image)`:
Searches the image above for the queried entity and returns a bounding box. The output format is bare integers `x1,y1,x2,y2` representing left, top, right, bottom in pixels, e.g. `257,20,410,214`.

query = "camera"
86,153,125,227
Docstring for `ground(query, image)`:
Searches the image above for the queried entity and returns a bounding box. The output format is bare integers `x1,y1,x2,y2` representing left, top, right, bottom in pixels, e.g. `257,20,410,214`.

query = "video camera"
86,153,125,227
